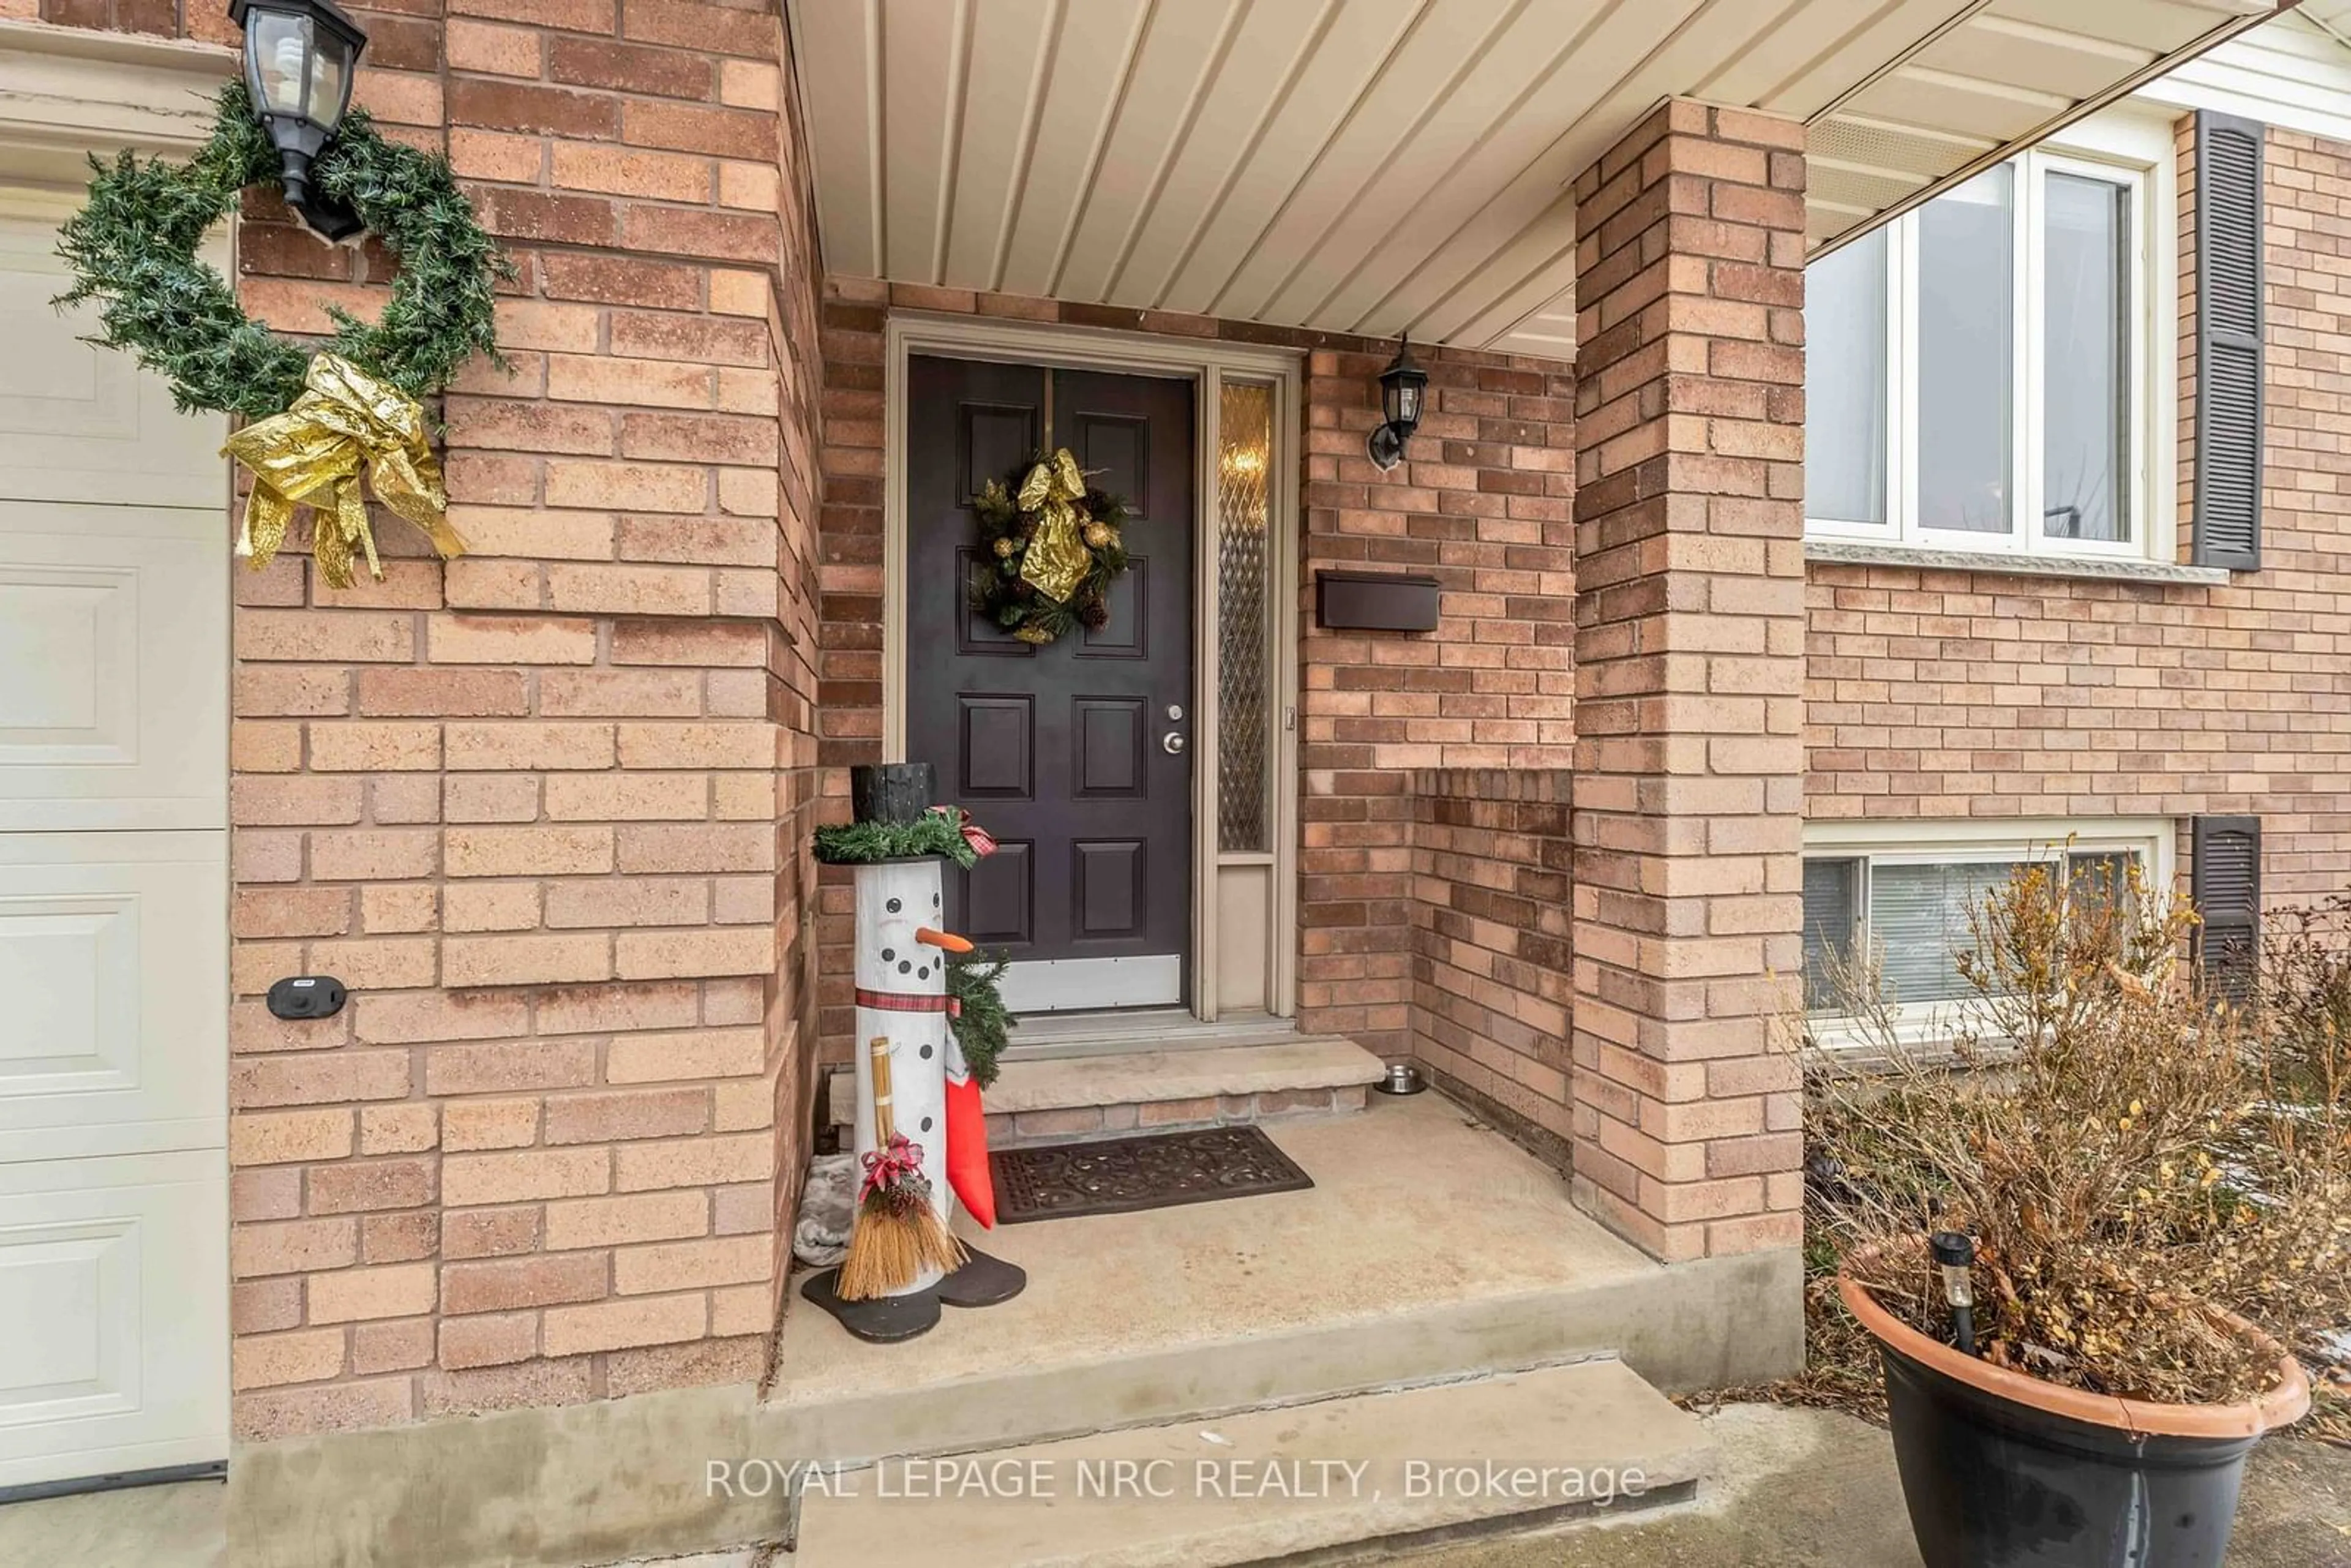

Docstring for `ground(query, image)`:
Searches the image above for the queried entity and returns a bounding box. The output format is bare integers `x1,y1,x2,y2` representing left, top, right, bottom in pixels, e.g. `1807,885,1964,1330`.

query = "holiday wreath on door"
967,447,1134,645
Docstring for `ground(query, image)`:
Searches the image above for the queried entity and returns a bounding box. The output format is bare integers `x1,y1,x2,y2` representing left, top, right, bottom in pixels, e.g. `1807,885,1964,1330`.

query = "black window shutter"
2193,111,2265,571
2191,816,2261,1003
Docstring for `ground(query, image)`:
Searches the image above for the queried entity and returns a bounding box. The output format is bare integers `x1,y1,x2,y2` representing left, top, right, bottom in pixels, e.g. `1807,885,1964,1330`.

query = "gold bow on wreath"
222,353,468,590
1015,446,1092,604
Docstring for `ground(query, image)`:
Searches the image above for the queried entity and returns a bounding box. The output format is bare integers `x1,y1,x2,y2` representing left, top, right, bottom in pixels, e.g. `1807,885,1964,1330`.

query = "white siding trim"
2134,13,2351,146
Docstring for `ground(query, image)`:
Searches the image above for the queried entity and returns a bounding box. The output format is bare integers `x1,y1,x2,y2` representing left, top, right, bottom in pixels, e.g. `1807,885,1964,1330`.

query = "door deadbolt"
1166,704,1185,721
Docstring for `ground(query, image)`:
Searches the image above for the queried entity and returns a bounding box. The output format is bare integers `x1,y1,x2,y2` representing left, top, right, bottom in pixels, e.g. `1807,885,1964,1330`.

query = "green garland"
946,949,1016,1089
812,814,980,869
969,463,1131,646
54,83,509,421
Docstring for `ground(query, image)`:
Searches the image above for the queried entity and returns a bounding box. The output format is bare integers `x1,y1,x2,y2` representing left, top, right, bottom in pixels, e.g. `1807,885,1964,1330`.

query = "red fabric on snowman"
942,1035,996,1229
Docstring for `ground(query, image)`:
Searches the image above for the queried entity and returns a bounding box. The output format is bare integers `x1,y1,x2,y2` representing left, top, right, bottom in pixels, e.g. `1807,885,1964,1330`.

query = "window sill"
1804,539,2233,588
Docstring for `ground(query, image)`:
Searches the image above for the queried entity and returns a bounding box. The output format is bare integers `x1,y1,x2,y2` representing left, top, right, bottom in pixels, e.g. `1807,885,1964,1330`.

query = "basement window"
1804,111,2173,565
1800,820,2173,1038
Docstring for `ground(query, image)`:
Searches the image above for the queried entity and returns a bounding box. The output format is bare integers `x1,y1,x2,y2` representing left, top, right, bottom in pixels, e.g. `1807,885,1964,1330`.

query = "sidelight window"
1215,378,1274,854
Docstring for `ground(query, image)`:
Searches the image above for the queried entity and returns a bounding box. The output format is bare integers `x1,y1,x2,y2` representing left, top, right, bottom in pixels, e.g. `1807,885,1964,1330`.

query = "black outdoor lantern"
1367,337,1429,471
229,0,369,241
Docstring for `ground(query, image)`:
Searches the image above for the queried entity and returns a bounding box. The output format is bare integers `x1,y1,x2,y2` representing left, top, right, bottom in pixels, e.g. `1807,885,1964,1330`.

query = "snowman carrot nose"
914,926,973,953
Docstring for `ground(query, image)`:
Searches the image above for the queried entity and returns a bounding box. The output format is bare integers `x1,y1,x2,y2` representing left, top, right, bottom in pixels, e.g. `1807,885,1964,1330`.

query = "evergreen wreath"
54,81,508,421
945,949,1016,1089
969,448,1133,646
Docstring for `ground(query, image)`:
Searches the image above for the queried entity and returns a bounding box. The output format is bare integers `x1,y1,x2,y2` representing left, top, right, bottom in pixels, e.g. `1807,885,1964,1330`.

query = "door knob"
1162,731,1187,755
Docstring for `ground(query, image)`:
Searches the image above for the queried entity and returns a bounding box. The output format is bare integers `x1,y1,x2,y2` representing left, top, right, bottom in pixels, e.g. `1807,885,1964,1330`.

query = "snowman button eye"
881,948,894,962
886,898,902,913
898,959,912,974
919,1044,934,1059
917,965,929,980
920,1116,933,1133
932,893,940,907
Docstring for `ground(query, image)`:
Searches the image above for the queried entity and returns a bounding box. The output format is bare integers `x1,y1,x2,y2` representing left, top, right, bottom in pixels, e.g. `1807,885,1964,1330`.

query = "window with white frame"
1801,821,2173,1033
1805,114,2172,562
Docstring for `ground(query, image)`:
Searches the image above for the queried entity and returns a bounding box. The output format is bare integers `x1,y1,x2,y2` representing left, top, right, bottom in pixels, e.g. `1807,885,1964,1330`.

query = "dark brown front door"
906,355,1196,1010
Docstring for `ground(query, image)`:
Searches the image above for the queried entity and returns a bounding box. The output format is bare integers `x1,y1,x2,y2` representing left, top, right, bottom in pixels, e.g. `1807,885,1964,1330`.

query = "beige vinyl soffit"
788,0,2287,359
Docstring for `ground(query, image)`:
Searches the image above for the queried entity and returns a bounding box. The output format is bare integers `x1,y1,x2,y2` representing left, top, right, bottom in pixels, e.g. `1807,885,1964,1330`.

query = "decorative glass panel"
1216,379,1273,853
1918,164,2015,535
2044,172,2131,542
1805,228,1888,526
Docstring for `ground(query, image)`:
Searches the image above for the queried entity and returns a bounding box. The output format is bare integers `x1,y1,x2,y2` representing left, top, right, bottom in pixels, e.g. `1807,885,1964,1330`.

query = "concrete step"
827,1037,1389,1145
789,1358,1712,1566
766,1095,1801,1468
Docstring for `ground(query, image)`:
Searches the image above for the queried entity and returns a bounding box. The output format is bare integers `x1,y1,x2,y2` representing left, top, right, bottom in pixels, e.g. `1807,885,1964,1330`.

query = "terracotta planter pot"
1839,1265,2309,1568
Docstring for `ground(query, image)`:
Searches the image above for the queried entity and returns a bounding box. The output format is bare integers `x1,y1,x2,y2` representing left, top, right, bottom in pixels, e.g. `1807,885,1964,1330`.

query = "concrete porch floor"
764,1091,1798,1466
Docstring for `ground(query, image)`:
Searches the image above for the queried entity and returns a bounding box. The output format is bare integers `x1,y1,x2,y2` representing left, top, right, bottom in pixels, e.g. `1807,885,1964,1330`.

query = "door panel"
0,199,231,508
958,694,1034,798
0,832,228,1161
906,356,1196,1010
0,503,230,832
0,1150,228,1487
964,841,1034,945
1073,697,1146,797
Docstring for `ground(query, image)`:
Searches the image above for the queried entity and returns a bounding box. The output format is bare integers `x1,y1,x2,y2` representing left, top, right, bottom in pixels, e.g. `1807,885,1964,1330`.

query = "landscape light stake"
1932,1231,1979,1357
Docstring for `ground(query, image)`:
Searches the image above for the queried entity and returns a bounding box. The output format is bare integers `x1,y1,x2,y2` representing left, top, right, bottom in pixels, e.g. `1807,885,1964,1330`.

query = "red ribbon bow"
859,1133,927,1202
928,804,996,859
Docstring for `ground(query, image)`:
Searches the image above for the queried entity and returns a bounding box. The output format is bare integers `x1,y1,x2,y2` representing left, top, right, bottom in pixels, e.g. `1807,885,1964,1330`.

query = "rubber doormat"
991,1123,1313,1223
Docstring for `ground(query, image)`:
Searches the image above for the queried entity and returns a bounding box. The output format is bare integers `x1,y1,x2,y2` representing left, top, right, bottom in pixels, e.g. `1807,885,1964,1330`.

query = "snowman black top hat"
850,762,934,825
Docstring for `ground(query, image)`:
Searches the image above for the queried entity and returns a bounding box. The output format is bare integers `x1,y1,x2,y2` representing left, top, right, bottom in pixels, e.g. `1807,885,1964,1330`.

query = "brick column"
206,0,828,1439
1567,100,1807,1262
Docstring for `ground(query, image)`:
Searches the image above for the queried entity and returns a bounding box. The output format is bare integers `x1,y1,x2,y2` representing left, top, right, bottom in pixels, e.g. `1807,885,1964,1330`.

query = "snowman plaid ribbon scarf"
854,988,960,1017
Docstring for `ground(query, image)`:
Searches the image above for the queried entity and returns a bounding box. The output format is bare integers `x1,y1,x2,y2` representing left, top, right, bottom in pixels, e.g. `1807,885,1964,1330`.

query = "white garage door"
0,185,230,1491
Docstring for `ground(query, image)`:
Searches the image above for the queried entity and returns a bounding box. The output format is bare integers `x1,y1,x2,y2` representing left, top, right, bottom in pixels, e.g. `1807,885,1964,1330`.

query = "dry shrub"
1806,859,2351,1410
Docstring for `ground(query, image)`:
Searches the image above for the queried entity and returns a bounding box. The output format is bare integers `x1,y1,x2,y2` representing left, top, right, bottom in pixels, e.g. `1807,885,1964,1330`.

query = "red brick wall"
1411,768,1574,1166
1299,351,1576,1056
1568,100,1809,1262
36,2,830,1439
36,0,227,37
1804,121,2351,902
809,288,1576,1063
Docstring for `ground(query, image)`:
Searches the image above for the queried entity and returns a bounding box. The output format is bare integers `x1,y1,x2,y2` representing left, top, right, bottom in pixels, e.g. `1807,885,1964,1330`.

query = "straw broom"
839,1035,967,1300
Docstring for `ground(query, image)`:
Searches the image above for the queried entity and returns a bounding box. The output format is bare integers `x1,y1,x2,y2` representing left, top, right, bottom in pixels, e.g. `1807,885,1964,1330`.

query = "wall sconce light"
229,0,369,241
1366,337,1428,472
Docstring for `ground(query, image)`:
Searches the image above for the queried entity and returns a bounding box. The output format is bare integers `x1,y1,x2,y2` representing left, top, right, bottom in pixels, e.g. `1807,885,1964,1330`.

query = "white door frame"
880,313,1302,1024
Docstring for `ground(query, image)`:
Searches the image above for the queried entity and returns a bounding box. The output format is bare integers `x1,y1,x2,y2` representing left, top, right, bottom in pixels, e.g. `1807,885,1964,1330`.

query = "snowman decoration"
806,763,1025,1342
